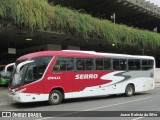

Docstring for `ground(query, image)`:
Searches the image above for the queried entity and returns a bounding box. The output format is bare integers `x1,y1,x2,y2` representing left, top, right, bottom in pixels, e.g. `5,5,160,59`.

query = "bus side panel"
65,69,155,99
69,71,112,98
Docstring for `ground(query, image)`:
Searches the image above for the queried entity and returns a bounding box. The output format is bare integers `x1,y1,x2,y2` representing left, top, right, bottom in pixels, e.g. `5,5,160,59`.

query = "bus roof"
17,50,154,61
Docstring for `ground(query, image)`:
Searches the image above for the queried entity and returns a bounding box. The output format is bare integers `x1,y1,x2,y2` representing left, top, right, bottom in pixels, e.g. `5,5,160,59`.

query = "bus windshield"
10,56,53,88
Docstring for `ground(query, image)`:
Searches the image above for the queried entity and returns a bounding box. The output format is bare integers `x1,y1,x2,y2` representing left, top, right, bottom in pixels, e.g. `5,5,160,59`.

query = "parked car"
0,63,14,86
0,70,11,86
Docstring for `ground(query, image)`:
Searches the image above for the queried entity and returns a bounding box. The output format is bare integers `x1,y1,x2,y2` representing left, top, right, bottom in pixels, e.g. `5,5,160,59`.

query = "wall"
155,68,160,87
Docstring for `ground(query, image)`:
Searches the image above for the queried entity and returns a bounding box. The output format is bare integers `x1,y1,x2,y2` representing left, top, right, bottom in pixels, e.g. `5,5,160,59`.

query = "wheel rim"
128,87,133,95
50,93,60,103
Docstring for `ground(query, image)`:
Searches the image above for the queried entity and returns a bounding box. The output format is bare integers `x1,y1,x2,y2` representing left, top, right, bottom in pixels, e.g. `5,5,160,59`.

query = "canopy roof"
0,0,160,48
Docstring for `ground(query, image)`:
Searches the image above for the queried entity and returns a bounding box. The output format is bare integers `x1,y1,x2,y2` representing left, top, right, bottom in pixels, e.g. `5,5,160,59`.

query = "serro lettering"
75,74,98,79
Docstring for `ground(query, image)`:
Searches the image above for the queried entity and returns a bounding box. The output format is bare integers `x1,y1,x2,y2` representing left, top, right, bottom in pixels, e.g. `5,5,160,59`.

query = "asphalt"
0,87,160,120
0,87,15,106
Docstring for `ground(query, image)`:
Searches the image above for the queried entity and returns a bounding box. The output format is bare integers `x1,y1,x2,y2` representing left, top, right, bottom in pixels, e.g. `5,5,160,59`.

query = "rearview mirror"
12,73,21,86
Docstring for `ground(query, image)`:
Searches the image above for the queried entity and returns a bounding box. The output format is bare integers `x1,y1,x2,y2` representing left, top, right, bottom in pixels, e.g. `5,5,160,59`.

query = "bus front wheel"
125,85,134,97
48,90,63,105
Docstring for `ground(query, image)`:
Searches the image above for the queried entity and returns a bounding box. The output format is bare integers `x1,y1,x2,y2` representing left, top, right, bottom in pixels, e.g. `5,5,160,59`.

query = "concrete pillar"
67,46,80,50
47,44,61,50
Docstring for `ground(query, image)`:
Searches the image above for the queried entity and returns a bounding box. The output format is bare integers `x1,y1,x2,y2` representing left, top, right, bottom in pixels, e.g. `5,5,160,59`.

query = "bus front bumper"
8,92,49,103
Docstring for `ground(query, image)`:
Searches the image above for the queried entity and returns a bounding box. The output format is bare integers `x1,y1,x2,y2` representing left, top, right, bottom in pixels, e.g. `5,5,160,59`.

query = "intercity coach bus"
8,50,155,105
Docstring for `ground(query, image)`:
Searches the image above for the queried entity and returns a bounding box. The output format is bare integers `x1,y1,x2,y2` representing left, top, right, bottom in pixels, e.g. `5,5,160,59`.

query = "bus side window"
53,64,60,71
112,59,126,70
59,60,66,71
128,59,140,70
128,60,135,70
53,57,74,71
95,58,111,70
135,60,140,70
85,58,94,70
113,59,120,70
66,61,73,71
95,59,103,70
120,59,127,70
53,61,61,71
76,58,85,71
104,59,111,70
142,59,154,70
76,58,94,71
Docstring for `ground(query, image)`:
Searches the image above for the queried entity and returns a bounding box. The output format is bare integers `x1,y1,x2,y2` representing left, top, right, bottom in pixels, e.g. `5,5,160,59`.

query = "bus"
8,50,155,105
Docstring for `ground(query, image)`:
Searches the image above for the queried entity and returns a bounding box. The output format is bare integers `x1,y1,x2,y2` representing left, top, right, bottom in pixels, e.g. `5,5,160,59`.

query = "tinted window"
128,59,140,70
142,59,154,70
113,59,120,70
128,60,135,70
85,58,94,70
135,59,140,70
76,58,94,71
76,58,85,71
113,59,127,70
95,58,111,70
95,59,103,70
120,59,127,70
104,59,111,70
53,57,74,71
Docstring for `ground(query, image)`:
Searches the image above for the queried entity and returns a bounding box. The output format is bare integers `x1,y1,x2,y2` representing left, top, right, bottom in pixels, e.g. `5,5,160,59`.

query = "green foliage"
0,1,7,18
0,0,160,48
0,0,53,30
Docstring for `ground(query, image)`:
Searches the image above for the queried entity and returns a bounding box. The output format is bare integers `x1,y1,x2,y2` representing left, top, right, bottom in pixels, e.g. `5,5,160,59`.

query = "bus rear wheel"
48,90,63,105
125,85,134,97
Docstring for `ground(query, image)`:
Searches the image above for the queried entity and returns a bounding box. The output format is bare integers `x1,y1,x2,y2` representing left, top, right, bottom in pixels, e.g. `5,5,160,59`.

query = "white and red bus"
8,50,155,105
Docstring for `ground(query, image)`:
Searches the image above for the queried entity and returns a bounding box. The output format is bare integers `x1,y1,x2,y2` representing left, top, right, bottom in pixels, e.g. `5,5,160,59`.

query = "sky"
145,0,160,7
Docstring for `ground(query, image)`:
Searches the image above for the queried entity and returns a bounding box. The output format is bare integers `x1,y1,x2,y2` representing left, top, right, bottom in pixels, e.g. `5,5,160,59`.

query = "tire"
125,85,134,97
48,90,63,105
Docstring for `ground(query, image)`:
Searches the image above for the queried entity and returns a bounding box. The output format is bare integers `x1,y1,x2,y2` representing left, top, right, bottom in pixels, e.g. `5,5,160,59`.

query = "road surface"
0,87,160,120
